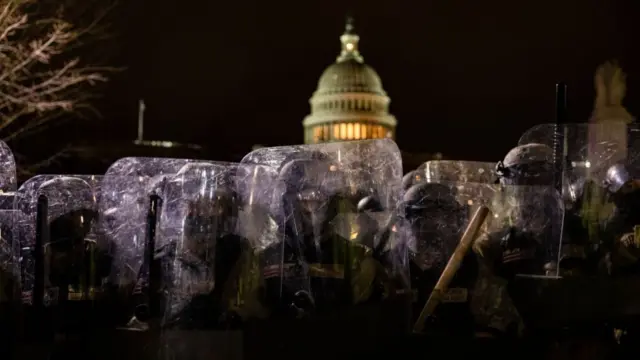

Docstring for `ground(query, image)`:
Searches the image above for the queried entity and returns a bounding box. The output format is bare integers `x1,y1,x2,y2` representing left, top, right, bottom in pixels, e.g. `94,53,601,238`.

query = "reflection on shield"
239,139,410,354
16,174,107,338
403,179,562,335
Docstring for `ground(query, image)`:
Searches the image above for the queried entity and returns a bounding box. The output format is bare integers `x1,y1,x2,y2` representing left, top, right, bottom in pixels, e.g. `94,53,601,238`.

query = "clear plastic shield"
512,123,640,328
0,210,20,302
16,175,104,307
102,158,231,331
151,162,273,359
0,141,16,194
403,181,563,335
242,139,403,209
229,164,278,322
0,211,19,360
241,139,409,338
417,160,498,184
517,122,640,269
156,162,244,329
102,157,224,287
105,157,201,179
517,121,638,186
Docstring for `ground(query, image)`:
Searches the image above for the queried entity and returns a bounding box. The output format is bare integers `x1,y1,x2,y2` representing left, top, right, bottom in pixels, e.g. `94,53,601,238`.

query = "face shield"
497,161,554,186
278,159,340,242
403,183,465,271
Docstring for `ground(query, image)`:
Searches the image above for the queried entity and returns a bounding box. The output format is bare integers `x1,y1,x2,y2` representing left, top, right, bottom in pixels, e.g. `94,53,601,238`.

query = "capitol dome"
315,60,385,96
303,19,397,144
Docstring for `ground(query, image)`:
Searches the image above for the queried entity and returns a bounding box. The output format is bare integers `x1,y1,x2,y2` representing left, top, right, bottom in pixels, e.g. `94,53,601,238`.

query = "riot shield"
231,163,278,321
0,210,19,302
16,175,107,335
102,157,223,288
0,140,16,195
102,158,222,330
241,139,408,356
517,122,640,271
105,156,200,179
416,160,498,184
155,162,239,328
154,161,247,359
242,138,402,206
516,123,640,331
0,210,20,358
402,181,563,337
517,121,639,187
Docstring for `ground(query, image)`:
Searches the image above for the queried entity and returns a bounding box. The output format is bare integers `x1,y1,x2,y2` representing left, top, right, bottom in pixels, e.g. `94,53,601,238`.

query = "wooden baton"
413,205,491,333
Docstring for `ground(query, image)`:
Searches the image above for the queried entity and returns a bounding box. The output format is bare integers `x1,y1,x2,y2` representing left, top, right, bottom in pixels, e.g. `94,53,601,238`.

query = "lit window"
333,124,339,139
347,123,354,139
313,126,322,143
362,124,368,139
354,123,361,139
340,123,347,139
346,43,354,51
323,125,330,141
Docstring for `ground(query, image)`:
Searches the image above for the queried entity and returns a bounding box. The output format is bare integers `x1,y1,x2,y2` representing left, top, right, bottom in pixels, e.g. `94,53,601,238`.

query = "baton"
413,206,490,333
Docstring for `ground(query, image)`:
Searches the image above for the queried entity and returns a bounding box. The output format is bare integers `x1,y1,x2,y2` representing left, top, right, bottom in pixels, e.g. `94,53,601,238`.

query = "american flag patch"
262,264,293,279
263,263,346,279
503,248,534,264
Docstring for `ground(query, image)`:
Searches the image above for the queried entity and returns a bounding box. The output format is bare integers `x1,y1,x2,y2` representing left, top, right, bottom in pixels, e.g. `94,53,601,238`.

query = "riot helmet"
358,195,381,212
496,143,554,186
48,209,98,252
278,157,341,240
403,183,465,270
603,163,633,194
403,182,461,221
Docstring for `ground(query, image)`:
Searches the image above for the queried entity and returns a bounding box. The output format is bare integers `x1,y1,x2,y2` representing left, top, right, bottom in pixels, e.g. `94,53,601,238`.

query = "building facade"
302,19,397,144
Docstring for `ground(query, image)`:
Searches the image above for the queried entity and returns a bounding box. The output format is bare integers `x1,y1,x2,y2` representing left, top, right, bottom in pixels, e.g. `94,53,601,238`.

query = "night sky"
95,0,639,163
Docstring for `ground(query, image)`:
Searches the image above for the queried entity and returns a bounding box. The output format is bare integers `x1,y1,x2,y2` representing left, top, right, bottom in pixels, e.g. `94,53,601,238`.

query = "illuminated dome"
303,18,397,144
316,61,385,96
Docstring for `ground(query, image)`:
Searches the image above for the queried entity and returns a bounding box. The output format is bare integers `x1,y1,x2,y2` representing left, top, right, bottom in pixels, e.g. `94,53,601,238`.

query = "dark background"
21,0,640,165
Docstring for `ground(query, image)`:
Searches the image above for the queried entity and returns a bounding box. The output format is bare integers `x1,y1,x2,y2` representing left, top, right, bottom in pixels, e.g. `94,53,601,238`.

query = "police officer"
46,208,112,334
600,164,640,275
162,186,248,330
0,222,19,359
403,182,477,337
494,143,559,277
260,156,382,316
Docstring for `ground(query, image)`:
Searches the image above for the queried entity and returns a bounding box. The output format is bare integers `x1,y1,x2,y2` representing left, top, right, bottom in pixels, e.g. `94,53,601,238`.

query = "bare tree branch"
0,0,119,173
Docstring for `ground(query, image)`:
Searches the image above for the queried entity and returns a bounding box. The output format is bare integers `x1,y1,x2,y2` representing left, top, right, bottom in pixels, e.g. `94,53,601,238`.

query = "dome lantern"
337,17,363,63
